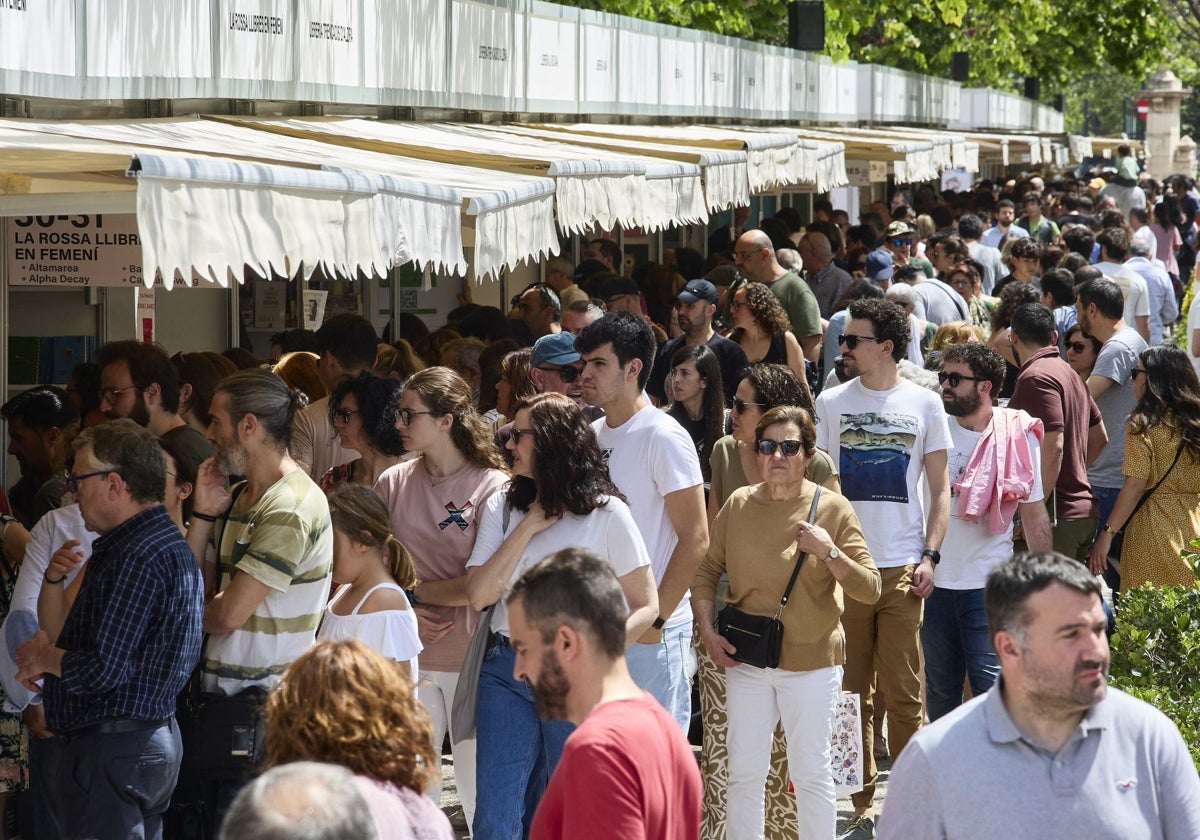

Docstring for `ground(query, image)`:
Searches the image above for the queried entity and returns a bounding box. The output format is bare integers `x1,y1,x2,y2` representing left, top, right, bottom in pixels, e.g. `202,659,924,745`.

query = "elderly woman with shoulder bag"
693,406,880,840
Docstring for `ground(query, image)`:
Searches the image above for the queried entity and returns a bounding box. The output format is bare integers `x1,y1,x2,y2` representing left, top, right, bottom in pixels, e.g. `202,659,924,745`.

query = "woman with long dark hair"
323,372,407,491
464,392,657,839
374,366,510,828
666,344,725,488
1087,346,1200,589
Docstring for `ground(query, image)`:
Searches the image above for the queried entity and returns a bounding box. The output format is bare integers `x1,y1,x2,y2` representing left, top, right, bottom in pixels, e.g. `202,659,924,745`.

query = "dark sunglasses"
536,365,580,383
937,371,985,388
838,334,887,350
1130,368,1146,380
510,427,535,444
1067,341,1090,354
756,439,803,457
731,397,766,414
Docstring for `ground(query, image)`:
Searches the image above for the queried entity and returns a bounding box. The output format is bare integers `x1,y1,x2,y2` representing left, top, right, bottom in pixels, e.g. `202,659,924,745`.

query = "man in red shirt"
509,548,701,840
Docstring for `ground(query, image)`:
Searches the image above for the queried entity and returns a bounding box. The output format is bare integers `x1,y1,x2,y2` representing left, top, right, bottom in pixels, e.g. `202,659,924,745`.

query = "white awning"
517,123,808,193
481,123,751,213
130,154,390,288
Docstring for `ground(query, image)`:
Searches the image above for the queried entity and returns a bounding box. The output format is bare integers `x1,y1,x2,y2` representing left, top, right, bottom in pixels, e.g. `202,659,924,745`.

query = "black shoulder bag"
182,484,267,780
717,487,822,669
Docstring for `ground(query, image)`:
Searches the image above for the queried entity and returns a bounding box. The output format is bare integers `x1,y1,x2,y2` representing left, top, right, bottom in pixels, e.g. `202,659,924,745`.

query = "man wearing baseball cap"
866,250,894,288
647,279,747,405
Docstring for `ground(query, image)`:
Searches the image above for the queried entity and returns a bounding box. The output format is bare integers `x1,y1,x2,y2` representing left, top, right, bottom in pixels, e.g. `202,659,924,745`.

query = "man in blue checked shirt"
16,419,204,840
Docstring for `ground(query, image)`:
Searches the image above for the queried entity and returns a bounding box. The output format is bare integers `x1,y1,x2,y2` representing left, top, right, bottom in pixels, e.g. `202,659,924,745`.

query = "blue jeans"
920,587,999,722
625,618,697,732
473,635,574,840
55,719,182,840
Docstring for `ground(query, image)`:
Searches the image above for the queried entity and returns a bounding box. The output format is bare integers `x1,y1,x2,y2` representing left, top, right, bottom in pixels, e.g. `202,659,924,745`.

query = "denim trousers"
725,664,842,840
55,718,181,840
473,635,574,840
920,586,999,722
625,619,697,733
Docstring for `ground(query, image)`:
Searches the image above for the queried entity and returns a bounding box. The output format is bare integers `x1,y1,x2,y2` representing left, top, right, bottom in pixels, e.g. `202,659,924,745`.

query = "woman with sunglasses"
728,282,808,391
322,372,407,492
1086,346,1200,589
1065,323,1101,382
694,405,879,840
374,367,509,829
697,364,838,840
463,392,657,838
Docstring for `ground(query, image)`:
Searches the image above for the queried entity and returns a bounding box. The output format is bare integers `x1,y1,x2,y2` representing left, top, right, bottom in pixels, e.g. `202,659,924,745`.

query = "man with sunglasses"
813,298,952,840
923,343,1051,723
1007,303,1108,563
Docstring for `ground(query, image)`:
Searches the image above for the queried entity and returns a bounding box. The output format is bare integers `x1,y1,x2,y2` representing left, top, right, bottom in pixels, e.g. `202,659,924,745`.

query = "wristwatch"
823,546,841,564
921,549,942,566
652,616,666,630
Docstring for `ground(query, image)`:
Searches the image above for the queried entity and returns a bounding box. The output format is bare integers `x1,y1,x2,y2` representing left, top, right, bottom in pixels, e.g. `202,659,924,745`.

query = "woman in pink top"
1151,200,1183,281
374,367,509,826
264,639,454,840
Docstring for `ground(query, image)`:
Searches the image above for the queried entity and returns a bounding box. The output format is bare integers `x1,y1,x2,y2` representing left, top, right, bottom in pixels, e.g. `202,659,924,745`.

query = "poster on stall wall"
137,287,156,344
302,289,328,330
5,214,223,288
254,280,288,329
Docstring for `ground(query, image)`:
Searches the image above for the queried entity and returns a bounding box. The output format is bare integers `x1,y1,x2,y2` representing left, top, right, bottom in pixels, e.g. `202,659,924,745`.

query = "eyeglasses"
510,428,536,444
1067,341,1090,354
733,249,762,260
397,408,435,425
730,397,766,414
756,439,803,457
937,371,985,388
536,365,580,383
67,469,117,493
98,385,138,402
838,334,887,350
333,409,362,424
1130,368,1146,380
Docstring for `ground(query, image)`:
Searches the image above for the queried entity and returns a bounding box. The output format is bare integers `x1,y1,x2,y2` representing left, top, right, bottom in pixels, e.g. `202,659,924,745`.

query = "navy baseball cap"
676,279,718,304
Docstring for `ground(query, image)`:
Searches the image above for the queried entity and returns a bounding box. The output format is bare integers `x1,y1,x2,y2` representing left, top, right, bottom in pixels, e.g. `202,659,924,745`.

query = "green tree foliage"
556,0,1170,97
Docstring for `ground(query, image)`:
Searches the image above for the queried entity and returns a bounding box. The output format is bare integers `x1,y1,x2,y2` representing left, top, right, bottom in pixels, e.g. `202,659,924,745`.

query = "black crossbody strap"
774,487,823,619
1123,438,1187,530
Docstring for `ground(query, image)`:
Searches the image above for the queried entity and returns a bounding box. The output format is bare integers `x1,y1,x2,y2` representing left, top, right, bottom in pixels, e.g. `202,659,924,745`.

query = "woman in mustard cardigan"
694,405,881,840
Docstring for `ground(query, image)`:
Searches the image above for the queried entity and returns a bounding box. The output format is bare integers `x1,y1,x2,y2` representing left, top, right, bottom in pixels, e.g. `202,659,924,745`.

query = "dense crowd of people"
0,165,1198,839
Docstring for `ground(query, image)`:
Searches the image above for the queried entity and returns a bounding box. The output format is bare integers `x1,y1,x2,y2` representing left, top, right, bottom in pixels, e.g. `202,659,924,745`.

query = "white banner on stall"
0,0,77,76
703,42,736,111
452,0,524,100
366,0,447,92
218,0,292,82
659,38,698,109
738,48,764,114
6,215,222,289
580,22,616,104
617,29,657,106
297,0,359,86
86,0,212,78
527,14,577,104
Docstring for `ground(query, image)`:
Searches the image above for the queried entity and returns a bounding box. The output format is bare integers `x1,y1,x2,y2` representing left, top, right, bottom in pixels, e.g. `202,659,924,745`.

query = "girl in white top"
318,483,422,682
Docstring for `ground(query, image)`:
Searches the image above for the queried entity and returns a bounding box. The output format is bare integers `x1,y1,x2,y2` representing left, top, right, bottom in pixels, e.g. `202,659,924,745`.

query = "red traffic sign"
1136,98,1149,118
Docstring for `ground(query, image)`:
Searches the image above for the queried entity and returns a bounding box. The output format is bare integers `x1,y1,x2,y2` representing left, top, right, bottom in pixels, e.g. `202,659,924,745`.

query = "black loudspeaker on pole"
950,52,969,83
1024,76,1040,101
788,2,825,52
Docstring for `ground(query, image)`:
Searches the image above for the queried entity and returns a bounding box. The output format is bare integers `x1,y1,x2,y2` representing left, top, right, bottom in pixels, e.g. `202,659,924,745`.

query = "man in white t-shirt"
923,343,1051,724
1095,226,1151,343
577,312,709,732
814,298,952,840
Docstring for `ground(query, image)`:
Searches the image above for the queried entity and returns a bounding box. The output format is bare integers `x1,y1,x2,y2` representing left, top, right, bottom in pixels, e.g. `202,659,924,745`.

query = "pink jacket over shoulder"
953,407,1044,534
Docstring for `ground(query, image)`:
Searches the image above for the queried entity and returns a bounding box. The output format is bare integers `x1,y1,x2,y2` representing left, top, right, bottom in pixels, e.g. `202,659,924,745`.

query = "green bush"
1174,281,1195,348
1109,539,1200,766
